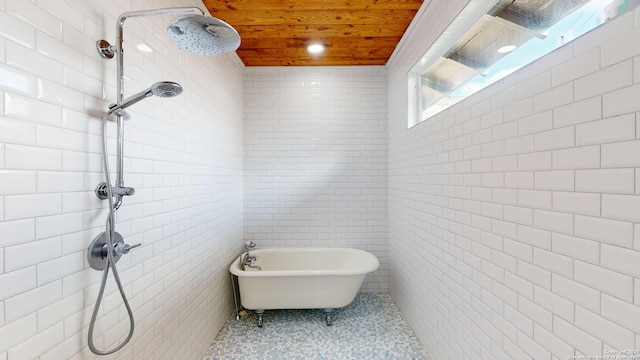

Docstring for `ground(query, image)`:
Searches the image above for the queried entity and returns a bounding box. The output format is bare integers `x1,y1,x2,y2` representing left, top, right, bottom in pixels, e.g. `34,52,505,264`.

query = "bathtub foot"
256,310,264,328
324,308,334,326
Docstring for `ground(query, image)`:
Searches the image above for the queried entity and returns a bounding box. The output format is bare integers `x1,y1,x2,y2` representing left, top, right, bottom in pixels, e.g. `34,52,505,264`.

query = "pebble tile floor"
202,293,430,360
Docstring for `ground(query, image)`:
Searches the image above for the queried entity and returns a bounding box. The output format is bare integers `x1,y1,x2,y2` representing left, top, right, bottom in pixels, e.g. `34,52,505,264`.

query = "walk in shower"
88,7,240,355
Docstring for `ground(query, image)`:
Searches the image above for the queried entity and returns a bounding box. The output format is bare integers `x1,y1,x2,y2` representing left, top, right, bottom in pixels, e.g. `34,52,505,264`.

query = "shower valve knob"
95,182,109,200
114,242,142,256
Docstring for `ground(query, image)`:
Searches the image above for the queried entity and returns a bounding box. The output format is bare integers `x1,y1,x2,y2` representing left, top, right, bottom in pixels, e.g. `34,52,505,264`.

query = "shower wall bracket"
95,182,135,200
96,39,116,59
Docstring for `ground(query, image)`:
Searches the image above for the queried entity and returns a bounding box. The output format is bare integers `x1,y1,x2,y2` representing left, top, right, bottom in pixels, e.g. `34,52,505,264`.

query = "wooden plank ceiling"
202,0,424,66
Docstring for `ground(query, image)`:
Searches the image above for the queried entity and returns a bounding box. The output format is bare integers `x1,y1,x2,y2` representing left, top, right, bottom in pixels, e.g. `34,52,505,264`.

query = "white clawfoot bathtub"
229,247,379,326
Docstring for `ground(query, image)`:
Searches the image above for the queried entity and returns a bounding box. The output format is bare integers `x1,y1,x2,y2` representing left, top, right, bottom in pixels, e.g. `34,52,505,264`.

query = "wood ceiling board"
207,0,423,11
212,9,420,26
234,24,410,39
203,0,423,66
240,36,402,49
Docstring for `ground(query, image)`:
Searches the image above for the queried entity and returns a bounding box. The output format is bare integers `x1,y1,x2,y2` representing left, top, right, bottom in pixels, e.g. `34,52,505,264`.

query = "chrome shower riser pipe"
91,7,239,356
113,7,204,103
101,7,204,202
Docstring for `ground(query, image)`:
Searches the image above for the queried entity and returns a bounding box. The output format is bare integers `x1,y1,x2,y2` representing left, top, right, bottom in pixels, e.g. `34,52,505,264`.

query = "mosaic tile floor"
202,293,430,360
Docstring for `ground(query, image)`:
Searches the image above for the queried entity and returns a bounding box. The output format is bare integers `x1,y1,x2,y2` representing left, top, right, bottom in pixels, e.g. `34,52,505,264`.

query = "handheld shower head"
109,81,183,114
150,81,183,97
167,15,240,56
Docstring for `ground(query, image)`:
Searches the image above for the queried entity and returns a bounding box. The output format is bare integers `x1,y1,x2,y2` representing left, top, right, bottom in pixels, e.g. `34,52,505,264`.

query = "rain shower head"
109,81,183,114
167,15,241,56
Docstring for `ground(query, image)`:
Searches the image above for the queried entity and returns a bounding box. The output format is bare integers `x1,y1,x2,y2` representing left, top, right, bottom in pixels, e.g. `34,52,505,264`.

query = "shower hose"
87,110,135,355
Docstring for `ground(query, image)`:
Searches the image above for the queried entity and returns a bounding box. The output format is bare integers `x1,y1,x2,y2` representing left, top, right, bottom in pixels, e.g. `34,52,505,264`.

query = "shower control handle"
113,242,142,256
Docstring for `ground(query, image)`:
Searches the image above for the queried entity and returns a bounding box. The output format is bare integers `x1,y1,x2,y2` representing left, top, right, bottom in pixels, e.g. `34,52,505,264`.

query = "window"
408,0,640,128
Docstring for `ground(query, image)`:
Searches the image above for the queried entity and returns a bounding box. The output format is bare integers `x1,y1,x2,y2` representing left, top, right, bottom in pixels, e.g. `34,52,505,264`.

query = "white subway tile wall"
0,0,244,359
243,67,388,292
389,3,640,360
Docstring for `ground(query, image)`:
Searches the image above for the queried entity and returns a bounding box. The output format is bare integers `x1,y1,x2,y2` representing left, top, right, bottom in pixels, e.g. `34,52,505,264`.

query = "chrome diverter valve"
87,231,141,270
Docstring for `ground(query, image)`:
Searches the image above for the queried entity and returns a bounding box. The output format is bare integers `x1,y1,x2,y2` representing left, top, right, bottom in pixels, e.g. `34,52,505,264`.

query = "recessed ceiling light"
307,44,325,55
497,45,517,53
136,43,153,53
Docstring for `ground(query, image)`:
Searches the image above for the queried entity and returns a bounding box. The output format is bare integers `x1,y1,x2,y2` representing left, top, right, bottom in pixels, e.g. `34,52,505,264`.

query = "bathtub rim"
229,247,379,278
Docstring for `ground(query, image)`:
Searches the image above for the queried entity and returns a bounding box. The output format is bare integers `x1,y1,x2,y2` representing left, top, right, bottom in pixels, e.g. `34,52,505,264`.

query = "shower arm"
113,7,205,103
97,7,205,210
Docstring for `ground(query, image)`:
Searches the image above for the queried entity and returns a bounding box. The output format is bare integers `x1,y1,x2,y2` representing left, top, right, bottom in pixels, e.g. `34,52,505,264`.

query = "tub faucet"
241,241,261,270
